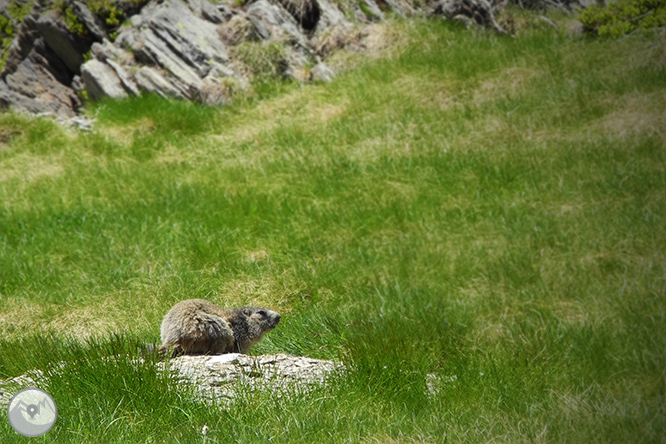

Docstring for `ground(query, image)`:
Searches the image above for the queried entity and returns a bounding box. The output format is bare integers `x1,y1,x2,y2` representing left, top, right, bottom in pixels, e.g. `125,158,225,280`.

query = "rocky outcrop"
1,36,81,117
432,0,508,34
0,0,511,120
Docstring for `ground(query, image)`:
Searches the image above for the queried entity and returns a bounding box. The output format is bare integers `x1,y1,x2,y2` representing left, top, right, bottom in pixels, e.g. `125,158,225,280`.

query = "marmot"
159,299,280,357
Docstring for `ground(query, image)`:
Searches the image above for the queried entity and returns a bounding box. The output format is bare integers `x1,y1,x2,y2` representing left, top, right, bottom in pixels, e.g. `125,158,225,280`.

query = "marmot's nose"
275,313,281,324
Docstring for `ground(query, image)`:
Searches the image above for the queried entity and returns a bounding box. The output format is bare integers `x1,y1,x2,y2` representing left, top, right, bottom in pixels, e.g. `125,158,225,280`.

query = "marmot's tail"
140,342,179,358
158,343,185,358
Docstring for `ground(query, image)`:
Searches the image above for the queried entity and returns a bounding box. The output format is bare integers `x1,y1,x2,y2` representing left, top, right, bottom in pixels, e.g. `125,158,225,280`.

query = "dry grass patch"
0,301,48,338
0,153,64,184
472,67,542,106
597,92,666,143
392,75,455,110
47,303,123,338
324,22,410,71
0,296,125,339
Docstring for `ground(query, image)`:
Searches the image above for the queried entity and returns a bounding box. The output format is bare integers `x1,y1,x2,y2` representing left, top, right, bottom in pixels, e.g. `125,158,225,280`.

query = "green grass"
1,17,665,442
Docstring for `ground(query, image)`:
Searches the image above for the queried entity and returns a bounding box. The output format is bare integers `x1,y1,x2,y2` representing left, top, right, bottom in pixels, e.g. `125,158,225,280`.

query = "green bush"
8,0,33,21
0,15,14,72
580,0,666,37
55,0,127,38
64,6,88,36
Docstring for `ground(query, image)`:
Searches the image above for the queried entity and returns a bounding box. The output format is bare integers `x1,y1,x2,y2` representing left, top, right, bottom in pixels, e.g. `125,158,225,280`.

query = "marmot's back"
160,299,280,356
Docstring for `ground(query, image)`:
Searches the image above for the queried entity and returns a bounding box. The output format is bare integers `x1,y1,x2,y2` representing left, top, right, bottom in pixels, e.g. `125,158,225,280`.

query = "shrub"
580,0,666,37
0,15,14,72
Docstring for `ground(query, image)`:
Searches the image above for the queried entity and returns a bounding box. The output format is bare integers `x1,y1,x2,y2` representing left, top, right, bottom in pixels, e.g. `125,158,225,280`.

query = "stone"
310,62,334,82
69,0,107,41
35,10,90,74
277,0,321,31
314,0,347,32
200,0,227,24
166,353,344,402
217,14,258,46
57,115,96,131
432,0,508,34
135,0,230,73
247,0,307,44
1,11,40,79
100,0,239,100
131,27,203,90
245,0,314,76
2,38,80,117
0,81,46,114
0,370,44,411
81,59,128,100
382,0,416,17
134,66,189,99
359,0,385,21
106,59,140,96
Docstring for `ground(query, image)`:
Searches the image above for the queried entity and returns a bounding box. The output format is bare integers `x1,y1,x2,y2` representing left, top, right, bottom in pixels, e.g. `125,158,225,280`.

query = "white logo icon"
7,387,57,437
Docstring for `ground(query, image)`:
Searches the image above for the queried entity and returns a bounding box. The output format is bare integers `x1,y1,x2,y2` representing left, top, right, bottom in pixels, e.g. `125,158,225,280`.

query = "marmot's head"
242,306,281,338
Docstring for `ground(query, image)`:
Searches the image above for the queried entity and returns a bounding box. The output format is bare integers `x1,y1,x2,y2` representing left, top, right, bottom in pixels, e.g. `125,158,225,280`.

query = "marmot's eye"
257,310,266,317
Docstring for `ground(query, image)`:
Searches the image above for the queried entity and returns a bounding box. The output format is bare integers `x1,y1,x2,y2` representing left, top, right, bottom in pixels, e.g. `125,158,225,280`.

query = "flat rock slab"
166,353,344,401
0,353,343,410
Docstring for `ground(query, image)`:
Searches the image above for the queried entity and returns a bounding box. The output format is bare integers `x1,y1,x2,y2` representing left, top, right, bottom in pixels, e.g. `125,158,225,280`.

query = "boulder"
35,9,91,74
68,0,107,41
247,0,308,44
432,0,508,34
277,0,321,31
314,0,347,32
1,38,80,116
358,0,385,21
134,66,189,99
99,0,237,99
166,354,344,402
310,62,334,82
81,59,128,100
1,10,40,79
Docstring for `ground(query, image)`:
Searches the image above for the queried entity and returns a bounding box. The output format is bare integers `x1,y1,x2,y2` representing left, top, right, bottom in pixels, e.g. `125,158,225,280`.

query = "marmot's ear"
243,308,252,316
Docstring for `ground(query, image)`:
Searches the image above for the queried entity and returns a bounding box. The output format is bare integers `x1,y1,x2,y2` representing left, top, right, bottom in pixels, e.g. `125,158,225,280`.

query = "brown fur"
160,299,280,357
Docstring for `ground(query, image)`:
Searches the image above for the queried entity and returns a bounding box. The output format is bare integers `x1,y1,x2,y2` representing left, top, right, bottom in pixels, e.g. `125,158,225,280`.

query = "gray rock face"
359,0,384,21
81,59,128,100
1,38,80,116
89,0,241,101
247,0,307,44
0,0,494,120
199,0,229,24
314,0,347,31
68,0,108,41
431,0,508,34
310,62,334,82
277,0,321,31
35,10,89,73
1,12,40,79
383,0,417,17
134,66,190,99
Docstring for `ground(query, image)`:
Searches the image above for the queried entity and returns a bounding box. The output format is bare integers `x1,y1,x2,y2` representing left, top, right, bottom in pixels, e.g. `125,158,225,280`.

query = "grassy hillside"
1,17,665,442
